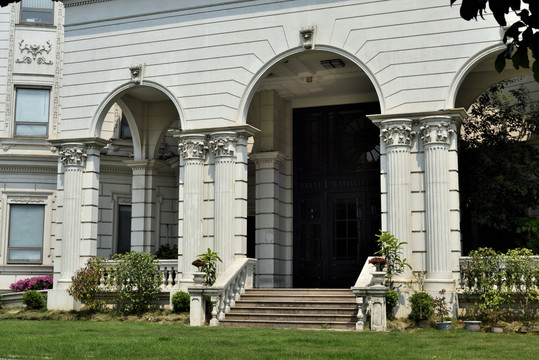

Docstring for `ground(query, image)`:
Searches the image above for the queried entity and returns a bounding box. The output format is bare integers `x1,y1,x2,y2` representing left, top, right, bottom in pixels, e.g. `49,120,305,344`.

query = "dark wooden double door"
293,103,381,288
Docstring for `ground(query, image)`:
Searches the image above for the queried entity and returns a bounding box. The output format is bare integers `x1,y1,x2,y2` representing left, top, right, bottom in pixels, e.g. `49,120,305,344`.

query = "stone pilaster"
419,116,458,289
177,134,207,282
210,132,238,273
126,160,162,253
250,151,286,288
379,119,414,280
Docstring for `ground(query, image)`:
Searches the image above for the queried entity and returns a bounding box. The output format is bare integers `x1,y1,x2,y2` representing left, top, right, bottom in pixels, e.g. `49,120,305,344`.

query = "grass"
0,315,538,360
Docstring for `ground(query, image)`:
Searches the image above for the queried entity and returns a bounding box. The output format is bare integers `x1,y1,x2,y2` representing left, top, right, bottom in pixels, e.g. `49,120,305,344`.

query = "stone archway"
243,49,382,288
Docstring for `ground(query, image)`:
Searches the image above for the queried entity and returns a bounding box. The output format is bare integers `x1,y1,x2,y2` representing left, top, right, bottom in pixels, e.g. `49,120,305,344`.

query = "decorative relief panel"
210,133,238,158
4,4,16,134
178,136,208,160
380,122,415,147
419,121,454,146
16,40,53,65
60,144,87,167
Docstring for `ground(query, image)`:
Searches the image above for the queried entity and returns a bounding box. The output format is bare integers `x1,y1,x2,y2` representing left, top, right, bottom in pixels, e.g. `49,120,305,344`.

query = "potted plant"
433,289,452,330
409,291,434,328
368,257,388,272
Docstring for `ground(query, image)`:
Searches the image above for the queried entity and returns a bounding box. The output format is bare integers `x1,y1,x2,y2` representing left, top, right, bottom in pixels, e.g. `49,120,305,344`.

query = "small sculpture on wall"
130,63,145,84
16,40,53,65
300,26,315,49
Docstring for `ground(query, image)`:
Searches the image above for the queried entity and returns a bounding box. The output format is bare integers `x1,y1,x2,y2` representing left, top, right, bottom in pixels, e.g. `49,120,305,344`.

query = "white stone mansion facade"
0,0,529,309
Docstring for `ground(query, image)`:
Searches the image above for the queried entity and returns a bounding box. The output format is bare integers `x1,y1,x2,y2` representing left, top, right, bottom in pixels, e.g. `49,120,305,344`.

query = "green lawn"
0,320,537,360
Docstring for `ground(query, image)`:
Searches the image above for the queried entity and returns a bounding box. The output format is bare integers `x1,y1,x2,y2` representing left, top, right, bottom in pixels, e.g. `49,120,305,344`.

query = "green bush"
386,289,399,320
23,290,45,310
409,291,434,320
171,291,190,313
68,258,106,312
0,293,3,309
109,251,162,314
155,244,178,259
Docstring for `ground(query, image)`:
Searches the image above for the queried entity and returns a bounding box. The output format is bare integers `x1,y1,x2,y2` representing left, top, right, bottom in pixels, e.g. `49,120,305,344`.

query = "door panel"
293,103,380,288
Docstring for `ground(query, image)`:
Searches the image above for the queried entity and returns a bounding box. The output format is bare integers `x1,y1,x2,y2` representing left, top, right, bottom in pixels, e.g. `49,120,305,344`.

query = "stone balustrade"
188,258,256,326
98,259,179,291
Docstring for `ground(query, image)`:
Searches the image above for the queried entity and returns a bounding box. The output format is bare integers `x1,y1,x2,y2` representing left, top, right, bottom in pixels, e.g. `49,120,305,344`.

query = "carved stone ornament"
419,121,454,146
130,63,144,84
16,40,53,65
380,123,415,147
60,144,87,167
209,133,238,158
300,26,315,49
178,136,208,160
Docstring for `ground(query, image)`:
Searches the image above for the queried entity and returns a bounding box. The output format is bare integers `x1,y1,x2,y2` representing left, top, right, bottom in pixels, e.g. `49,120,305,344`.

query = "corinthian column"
419,116,457,285
210,132,238,273
48,143,87,310
178,134,208,282
379,120,414,280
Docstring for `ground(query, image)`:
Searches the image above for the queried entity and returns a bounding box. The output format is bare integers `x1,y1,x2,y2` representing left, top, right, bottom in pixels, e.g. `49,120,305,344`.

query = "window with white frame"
8,204,45,264
14,88,50,137
20,0,54,25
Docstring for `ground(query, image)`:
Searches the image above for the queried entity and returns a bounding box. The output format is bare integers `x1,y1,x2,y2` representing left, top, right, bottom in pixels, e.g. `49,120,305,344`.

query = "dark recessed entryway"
293,103,381,288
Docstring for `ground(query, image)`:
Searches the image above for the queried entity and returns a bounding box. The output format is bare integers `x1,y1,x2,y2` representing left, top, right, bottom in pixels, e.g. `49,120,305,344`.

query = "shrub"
155,244,178,259
10,276,53,292
386,289,399,320
0,294,3,309
109,251,162,314
374,231,411,289
23,290,45,310
171,291,190,313
409,291,434,320
68,258,105,312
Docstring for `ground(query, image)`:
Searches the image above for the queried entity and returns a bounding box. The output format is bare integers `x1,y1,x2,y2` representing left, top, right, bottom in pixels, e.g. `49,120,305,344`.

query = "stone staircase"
219,288,358,330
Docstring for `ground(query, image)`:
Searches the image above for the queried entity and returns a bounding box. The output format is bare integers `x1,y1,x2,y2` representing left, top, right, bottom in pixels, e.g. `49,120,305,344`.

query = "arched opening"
244,49,382,288
453,52,538,254
94,84,182,258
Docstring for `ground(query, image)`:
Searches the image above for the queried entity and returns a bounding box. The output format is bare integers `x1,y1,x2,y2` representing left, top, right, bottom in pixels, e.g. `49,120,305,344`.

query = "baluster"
234,276,241,301
239,268,246,295
218,292,226,320
355,296,365,331
210,294,220,326
171,267,176,287
163,267,169,288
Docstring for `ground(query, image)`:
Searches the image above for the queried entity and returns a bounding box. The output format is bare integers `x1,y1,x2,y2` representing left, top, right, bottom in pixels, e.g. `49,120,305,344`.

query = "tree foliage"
459,79,539,250
451,1,539,81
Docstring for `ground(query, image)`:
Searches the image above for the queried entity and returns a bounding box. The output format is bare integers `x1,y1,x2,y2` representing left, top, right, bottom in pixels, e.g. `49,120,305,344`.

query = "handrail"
188,257,256,326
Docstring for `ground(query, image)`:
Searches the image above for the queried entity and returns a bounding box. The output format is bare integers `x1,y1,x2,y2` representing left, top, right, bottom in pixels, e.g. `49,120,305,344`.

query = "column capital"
209,132,238,158
178,134,208,160
379,120,415,147
419,118,455,146
250,151,287,167
59,143,87,168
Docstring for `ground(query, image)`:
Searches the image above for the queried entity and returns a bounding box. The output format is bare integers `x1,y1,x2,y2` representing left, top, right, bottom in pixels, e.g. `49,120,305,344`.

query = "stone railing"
351,256,389,331
99,259,179,292
188,257,256,326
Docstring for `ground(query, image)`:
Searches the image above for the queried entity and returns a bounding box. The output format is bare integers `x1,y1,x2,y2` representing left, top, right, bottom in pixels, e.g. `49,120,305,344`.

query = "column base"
47,288,81,311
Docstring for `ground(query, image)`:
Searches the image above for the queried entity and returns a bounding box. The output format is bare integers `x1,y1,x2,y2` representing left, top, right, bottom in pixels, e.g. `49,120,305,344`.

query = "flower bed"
9,276,53,292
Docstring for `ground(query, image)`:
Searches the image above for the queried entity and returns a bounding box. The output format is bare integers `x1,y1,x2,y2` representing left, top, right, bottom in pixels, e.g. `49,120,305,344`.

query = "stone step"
230,306,356,315
223,312,355,322
218,288,358,330
233,300,357,308
220,319,356,330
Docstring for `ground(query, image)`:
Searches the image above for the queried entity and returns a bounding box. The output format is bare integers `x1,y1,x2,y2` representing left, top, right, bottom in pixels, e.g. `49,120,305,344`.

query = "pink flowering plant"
10,276,53,292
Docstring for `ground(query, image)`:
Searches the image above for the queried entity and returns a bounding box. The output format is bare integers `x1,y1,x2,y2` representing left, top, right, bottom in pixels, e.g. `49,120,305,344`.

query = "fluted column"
48,143,87,310
419,117,456,283
210,132,238,273
379,120,414,280
178,134,207,281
